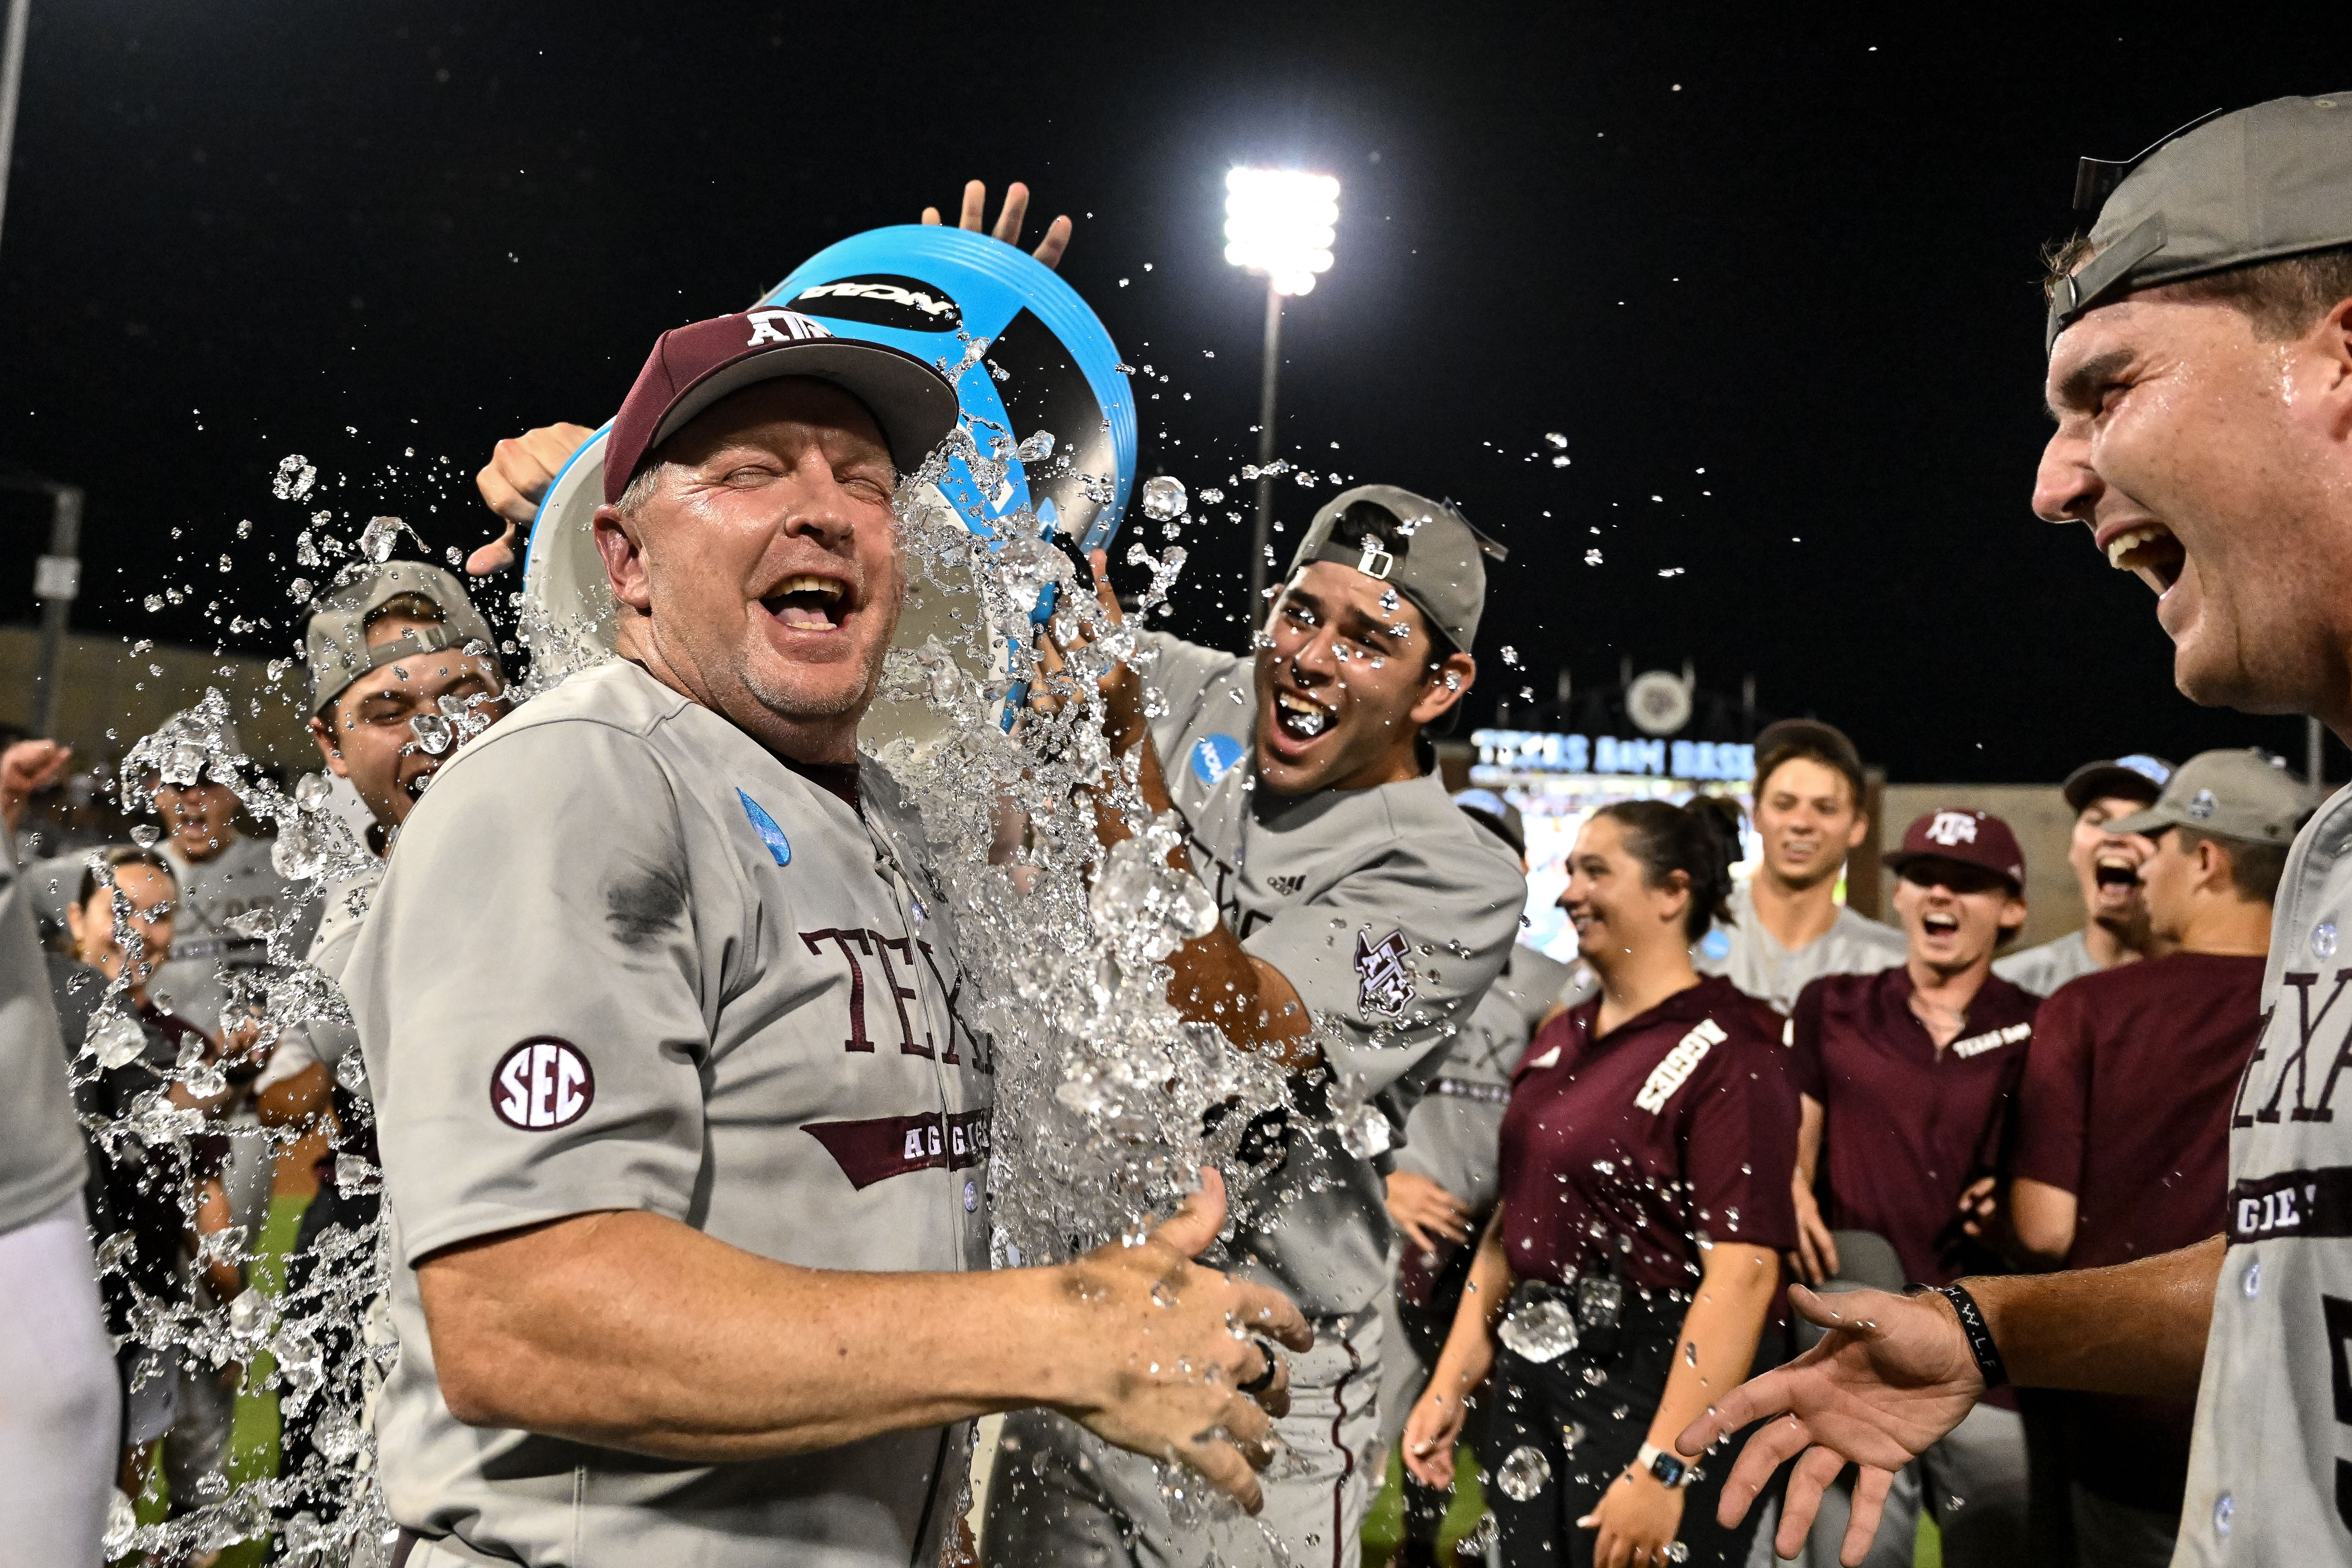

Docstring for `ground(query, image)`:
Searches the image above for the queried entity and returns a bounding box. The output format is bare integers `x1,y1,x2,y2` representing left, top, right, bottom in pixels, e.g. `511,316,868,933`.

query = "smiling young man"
1696,719,1904,1013
249,561,508,1529
986,487,1527,1568
1679,97,2352,1568
1783,809,2036,1568
348,307,1308,1568
1994,755,2172,997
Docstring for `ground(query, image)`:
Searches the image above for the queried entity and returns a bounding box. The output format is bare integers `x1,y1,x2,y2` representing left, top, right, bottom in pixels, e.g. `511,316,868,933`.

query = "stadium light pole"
1224,168,1339,619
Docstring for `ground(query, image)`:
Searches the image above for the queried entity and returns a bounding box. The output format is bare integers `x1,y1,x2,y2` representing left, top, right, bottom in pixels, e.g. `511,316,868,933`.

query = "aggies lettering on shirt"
1497,975,1797,1293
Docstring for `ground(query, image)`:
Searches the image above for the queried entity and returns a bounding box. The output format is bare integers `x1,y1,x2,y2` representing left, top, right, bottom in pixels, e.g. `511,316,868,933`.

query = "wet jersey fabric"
153,832,305,1034
1789,968,2039,1291
1991,926,2103,998
1136,629,1527,1318
1694,880,1906,1014
1395,942,1575,1210
2176,785,2352,1566
0,831,86,1237
347,660,990,1568
253,859,382,1098
2013,952,2262,1518
1498,975,1798,1292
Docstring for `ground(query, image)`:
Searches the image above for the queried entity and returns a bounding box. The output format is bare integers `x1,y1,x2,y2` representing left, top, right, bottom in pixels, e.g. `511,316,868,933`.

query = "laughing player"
986,487,1527,1568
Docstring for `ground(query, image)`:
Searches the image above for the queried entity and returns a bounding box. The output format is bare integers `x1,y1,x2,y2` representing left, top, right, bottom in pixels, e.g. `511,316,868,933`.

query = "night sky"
3,4,2347,781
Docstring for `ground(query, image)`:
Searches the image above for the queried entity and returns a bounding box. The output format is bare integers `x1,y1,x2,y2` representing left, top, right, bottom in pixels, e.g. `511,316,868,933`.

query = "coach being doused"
346,308,1309,1567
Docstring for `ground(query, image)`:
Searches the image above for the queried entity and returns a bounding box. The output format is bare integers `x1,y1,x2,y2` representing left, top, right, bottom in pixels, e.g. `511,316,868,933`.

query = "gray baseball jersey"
1991,927,2100,999
346,660,990,1568
0,832,87,1237
1392,942,1574,1211
1694,879,1906,1015
2174,783,2352,1565
153,832,304,1032
1137,630,1527,1318
252,858,381,1096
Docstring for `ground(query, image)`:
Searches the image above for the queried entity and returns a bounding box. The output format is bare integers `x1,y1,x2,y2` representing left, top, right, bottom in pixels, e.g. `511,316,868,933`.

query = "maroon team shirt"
1790,966,2039,1290
1498,975,1797,1293
2010,951,2265,1513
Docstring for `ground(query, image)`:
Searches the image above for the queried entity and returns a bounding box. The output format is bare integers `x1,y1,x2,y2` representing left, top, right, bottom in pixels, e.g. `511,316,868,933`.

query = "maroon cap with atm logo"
602,307,962,503
1883,809,2026,892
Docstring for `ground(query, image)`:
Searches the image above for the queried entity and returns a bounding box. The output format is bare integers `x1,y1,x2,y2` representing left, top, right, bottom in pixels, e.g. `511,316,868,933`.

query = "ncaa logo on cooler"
491,1037,596,1131
1923,811,1979,847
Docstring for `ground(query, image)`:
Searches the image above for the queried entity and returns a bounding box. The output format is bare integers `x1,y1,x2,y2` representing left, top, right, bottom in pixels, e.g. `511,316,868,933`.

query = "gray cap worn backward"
1285,484,1504,654
306,561,498,717
2105,747,2307,846
2047,93,2352,352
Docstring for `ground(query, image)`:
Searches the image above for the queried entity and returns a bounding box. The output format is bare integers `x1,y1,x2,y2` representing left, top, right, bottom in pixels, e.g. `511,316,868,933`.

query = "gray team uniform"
347,661,991,1568
0,834,86,1239
1991,927,2100,998
152,832,301,1032
2174,782,2352,1565
1695,879,1905,1014
988,630,1526,1568
253,858,381,1098
1375,941,1573,1456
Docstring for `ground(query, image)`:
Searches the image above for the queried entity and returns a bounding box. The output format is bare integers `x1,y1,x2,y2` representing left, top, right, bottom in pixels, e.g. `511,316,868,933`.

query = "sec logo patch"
491,1037,595,1130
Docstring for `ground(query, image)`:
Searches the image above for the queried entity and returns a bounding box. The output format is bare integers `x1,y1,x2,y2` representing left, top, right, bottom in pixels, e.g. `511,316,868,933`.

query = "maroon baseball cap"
601,306,962,504
1884,809,2026,891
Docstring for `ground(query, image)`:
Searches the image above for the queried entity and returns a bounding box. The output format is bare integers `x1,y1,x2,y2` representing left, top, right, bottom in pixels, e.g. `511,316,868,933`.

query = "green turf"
127,1191,310,1566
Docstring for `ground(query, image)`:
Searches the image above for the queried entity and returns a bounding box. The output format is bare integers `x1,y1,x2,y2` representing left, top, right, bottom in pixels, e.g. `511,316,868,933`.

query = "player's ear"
1410,651,1475,727
1843,811,1870,851
307,715,351,780
593,501,655,614
2301,294,2352,442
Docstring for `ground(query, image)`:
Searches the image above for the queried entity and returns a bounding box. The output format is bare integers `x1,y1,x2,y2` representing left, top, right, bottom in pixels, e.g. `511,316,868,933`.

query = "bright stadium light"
1223,168,1340,296
1224,168,1340,612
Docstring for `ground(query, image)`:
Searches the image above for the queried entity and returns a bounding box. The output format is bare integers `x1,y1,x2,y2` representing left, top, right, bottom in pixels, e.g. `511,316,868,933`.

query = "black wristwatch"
1636,1442,1696,1488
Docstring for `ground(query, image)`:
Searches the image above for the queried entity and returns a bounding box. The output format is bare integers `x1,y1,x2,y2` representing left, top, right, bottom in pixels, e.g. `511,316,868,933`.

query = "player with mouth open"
985,486,1528,1568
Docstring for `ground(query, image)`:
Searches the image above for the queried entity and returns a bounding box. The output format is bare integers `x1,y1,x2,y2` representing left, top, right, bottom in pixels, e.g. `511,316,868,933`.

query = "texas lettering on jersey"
797,925,993,1070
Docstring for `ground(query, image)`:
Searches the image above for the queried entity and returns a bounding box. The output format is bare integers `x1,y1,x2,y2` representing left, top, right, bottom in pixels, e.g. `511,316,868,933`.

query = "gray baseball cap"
307,560,498,717
2061,753,2173,812
1284,484,1504,654
2105,747,2307,846
2047,93,2352,351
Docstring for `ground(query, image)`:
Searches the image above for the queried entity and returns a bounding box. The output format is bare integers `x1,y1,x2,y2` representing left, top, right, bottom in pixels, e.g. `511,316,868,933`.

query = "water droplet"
360,515,405,563
1495,1445,1552,1502
410,713,452,755
131,823,161,848
1141,475,1188,522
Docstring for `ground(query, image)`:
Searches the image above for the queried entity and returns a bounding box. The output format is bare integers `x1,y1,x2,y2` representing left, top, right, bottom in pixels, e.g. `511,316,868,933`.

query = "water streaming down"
84,415,1366,1560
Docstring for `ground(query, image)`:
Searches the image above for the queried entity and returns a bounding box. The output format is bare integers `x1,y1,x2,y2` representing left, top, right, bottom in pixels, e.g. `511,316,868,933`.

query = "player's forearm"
421,1210,1137,1460
2006,1178,2079,1269
1968,1234,2220,1400
1429,1204,1515,1394
1644,1242,1777,1455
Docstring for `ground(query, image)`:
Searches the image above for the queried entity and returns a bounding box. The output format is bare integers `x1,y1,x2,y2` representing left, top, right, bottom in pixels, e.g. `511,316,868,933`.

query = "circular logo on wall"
1625,670,1694,737
490,1037,595,1131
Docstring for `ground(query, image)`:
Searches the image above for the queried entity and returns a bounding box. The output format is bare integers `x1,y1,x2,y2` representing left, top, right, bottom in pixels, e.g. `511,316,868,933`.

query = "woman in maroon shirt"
1402,799,1796,1567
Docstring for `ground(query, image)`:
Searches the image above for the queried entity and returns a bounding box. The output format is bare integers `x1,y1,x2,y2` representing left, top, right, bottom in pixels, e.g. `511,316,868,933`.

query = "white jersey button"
2213,1494,2234,1536
2242,1258,2262,1299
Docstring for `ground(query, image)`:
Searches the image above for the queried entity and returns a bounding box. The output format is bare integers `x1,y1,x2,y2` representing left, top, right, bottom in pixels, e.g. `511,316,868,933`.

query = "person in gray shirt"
1992,755,2171,997
1696,719,1906,1013
0,739,119,1565
988,486,1527,1568
1684,94,2352,1568
357,305,1308,1568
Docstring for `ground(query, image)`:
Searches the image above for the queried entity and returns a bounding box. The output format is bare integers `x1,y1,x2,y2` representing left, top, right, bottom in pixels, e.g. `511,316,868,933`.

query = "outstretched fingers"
1180,1433,1265,1515
1775,1442,1847,1555
1153,1167,1230,1257
1708,1409,1809,1529
1840,1466,1897,1567
1677,1363,1792,1458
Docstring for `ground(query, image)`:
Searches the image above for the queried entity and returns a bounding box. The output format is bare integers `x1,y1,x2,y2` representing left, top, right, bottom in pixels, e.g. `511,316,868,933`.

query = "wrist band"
1928,1282,2009,1390
1635,1441,1695,1488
